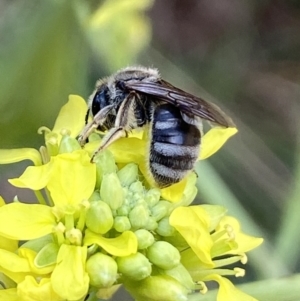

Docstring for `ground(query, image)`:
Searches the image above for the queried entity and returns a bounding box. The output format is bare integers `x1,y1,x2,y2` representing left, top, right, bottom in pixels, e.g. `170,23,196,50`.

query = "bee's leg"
78,105,114,146
91,93,137,160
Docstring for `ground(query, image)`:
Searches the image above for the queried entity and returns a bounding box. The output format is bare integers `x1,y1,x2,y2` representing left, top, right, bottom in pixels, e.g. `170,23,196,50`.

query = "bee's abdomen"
149,104,201,188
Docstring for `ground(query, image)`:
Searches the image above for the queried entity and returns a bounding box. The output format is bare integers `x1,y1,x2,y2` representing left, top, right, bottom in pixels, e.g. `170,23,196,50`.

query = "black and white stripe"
149,104,201,187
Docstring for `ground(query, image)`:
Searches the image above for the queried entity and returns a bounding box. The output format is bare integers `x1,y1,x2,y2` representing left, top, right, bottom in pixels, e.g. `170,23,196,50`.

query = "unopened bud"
116,204,130,216
145,188,161,207
124,275,188,301
95,150,117,188
58,135,81,154
114,216,131,232
86,201,113,234
116,252,152,281
100,173,124,210
144,216,158,231
147,241,180,270
117,163,138,186
151,201,171,221
129,181,144,194
134,229,155,249
86,253,118,288
159,263,195,290
129,205,150,229
156,217,175,237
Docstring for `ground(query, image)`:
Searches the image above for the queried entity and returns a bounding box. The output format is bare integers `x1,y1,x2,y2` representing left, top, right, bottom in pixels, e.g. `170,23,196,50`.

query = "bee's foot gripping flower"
0,96,262,301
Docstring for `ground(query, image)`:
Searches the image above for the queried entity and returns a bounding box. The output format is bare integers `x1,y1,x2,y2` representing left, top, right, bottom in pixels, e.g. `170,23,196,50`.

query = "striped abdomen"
149,103,201,188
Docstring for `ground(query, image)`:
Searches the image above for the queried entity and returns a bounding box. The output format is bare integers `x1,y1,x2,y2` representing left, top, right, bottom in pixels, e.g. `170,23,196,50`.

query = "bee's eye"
91,87,109,116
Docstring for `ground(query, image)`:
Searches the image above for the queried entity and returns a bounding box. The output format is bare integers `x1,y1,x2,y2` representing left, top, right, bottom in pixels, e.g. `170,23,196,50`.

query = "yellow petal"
48,151,96,209
161,178,187,203
169,206,214,267
109,137,145,163
18,248,55,275
0,148,42,166
200,127,237,160
9,161,53,189
51,245,89,300
217,216,263,254
84,229,138,256
0,203,56,240
0,288,19,301
0,196,5,206
52,95,87,139
204,274,258,301
0,249,31,273
18,276,63,301
201,205,228,232
0,236,18,252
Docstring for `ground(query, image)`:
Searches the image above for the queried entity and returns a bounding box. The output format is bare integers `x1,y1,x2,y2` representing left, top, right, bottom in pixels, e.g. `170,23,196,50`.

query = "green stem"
188,274,300,301
34,190,47,205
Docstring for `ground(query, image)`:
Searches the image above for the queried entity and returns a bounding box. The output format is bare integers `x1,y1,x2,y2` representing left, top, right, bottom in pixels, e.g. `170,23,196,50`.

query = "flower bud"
117,163,138,186
100,173,124,210
116,252,152,281
156,217,175,237
145,188,161,207
147,241,180,270
129,181,144,193
86,201,113,234
124,275,188,301
144,216,158,231
129,204,150,229
113,216,131,232
89,191,100,202
86,253,118,288
159,263,195,290
134,229,155,249
95,150,117,188
151,201,171,221
116,204,130,216
58,135,81,154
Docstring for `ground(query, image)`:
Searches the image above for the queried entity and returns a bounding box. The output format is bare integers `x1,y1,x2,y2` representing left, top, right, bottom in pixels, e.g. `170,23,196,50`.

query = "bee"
78,66,234,188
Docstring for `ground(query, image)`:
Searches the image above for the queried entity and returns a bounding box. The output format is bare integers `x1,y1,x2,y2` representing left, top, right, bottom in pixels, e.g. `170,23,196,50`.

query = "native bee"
78,66,234,188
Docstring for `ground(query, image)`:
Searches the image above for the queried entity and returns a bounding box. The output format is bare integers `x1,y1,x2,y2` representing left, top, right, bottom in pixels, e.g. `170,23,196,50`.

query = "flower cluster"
0,96,262,301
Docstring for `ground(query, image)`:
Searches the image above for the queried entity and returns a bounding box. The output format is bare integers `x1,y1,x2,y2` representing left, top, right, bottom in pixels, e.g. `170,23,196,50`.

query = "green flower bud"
158,263,195,290
156,217,175,237
129,204,150,229
116,204,130,216
124,275,188,301
145,188,161,207
147,241,180,270
144,216,158,231
89,191,100,202
114,216,131,232
129,181,144,193
100,173,124,210
151,201,171,221
116,252,152,281
86,253,118,288
58,135,81,154
35,242,59,268
94,150,117,188
86,201,113,234
134,229,155,249
117,163,138,186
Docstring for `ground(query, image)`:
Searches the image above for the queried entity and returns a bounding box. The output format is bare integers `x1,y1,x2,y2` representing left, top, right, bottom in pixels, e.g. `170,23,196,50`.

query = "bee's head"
90,84,111,117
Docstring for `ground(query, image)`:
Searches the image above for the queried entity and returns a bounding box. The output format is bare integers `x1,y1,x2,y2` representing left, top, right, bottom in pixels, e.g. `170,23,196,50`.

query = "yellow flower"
171,205,263,301
0,95,261,301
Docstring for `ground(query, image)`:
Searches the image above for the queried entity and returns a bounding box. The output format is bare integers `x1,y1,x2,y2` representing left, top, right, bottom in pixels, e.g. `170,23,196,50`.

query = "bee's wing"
124,79,235,127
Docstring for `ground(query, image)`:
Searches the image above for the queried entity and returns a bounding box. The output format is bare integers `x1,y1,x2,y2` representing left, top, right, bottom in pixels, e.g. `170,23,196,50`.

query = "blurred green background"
1,0,300,300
